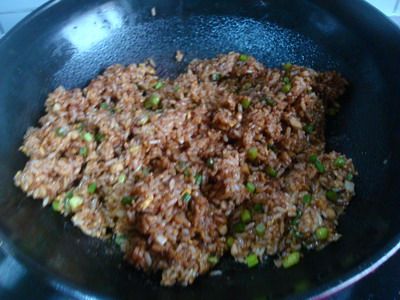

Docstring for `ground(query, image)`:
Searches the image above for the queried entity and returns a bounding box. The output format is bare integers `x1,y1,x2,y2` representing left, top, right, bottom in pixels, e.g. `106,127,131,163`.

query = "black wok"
1,0,400,299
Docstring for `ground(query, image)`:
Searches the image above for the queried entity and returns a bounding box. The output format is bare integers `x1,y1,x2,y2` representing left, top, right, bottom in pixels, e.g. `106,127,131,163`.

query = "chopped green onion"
144,94,161,109
334,156,346,168
233,222,245,233
253,203,264,213
206,157,215,168
239,54,249,62
309,154,318,163
241,82,252,91
83,132,94,142
55,127,68,137
208,255,219,265
79,146,88,157
182,192,192,203
283,77,291,84
283,62,293,72
309,155,325,173
226,236,235,248
326,190,338,202
315,226,329,240
245,182,256,194
194,174,203,186
183,168,191,178
266,166,278,178
77,123,85,133
263,97,276,107
255,223,265,236
153,81,165,90
241,209,252,224
65,191,73,200
211,73,221,81
282,251,300,268
87,183,97,194
95,132,105,142
68,196,83,211
246,253,259,268
52,199,62,212
247,147,258,161
281,83,292,94
121,196,134,205
100,102,110,110
346,173,354,181
304,124,314,134
241,98,251,109
268,144,277,152
118,174,127,184
114,234,127,246
174,85,180,92
137,113,150,126
303,194,312,205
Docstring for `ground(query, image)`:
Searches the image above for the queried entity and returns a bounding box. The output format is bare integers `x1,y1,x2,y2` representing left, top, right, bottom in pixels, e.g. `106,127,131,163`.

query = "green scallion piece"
283,62,293,72
253,203,264,213
281,83,292,94
55,127,68,137
233,222,245,233
182,192,192,203
241,209,252,224
266,166,278,178
241,98,251,109
208,255,219,265
211,73,221,81
246,253,259,268
264,97,276,107
309,154,318,163
194,174,203,186
114,234,127,246
68,196,83,211
226,236,235,248
315,226,329,240
239,54,249,62
303,194,312,205
52,199,62,212
283,77,291,84
121,196,134,205
245,182,256,194
309,155,325,173
144,94,161,110
95,132,105,142
346,173,354,181
282,251,300,268
79,146,88,157
118,174,127,184
83,132,94,142
247,147,258,161
255,223,265,236
334,156,346,168
100,102,110,110
326,190,338,202
153,81,165,90
87,183,97,194
304,124,314,134
183,168,191,178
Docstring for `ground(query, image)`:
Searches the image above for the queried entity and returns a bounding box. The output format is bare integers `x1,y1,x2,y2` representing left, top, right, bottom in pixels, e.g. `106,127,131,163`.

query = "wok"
0,0,400,299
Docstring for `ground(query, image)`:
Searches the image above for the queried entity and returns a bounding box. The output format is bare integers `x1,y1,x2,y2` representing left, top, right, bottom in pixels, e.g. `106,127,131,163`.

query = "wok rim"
0,0,399,298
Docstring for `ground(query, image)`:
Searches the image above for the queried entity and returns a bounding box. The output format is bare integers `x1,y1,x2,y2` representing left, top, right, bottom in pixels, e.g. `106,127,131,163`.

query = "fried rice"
14,52,356,286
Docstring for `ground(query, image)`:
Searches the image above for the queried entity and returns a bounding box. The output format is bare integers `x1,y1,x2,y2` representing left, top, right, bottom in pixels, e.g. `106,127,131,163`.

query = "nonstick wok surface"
1,0,400,299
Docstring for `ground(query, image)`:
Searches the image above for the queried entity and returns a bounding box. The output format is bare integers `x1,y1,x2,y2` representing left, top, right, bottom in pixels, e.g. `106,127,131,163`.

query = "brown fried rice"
14,52,356,286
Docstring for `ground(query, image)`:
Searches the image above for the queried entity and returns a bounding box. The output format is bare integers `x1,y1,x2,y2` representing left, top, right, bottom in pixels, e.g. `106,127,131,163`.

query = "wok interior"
0,0,400,298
